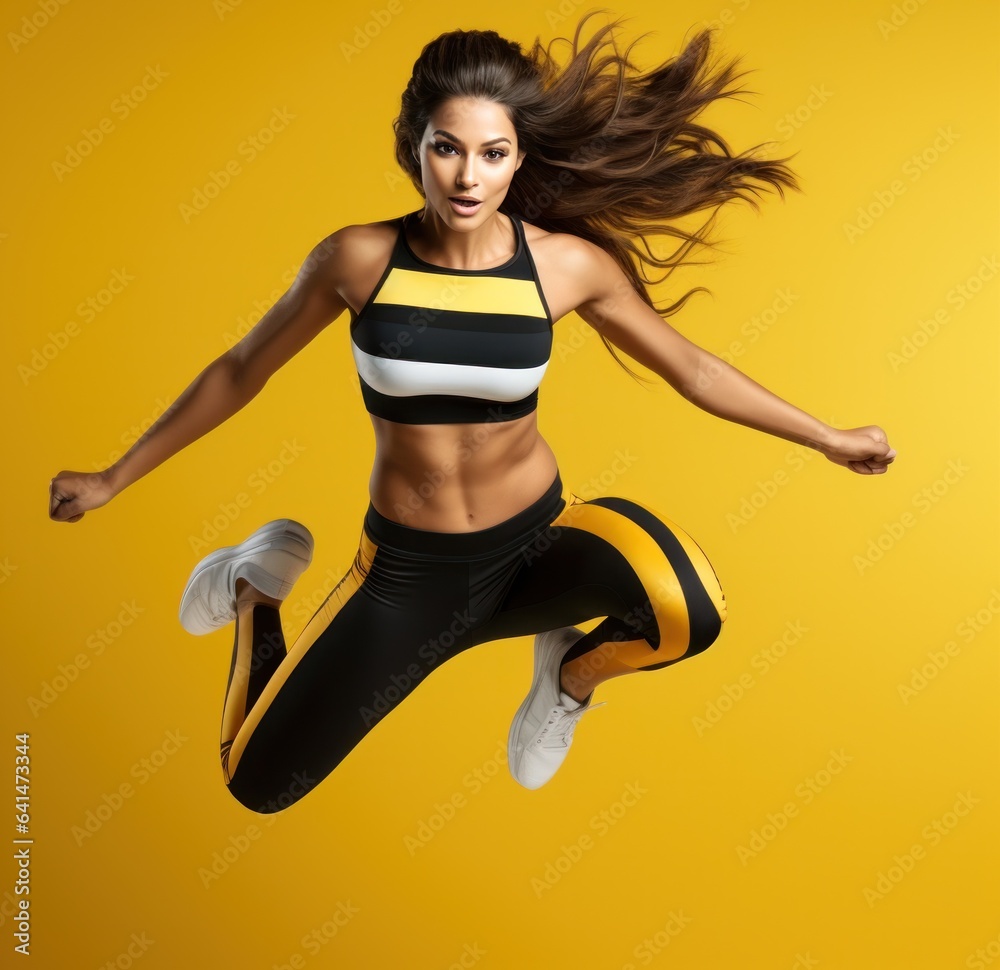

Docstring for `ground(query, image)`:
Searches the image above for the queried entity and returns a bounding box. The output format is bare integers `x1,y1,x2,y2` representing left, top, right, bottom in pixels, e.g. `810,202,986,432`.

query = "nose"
457,155,478,189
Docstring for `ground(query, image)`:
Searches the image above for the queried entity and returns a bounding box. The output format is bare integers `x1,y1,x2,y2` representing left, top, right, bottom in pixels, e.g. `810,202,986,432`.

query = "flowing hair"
392,8,800,381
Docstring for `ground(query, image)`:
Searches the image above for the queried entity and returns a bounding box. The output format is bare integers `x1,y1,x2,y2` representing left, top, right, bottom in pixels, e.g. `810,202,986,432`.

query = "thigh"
481,491,727,662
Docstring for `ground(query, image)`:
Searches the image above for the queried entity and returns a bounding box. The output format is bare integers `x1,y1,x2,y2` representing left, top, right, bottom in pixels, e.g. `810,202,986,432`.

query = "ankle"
235,577,283,613
558,665,590,704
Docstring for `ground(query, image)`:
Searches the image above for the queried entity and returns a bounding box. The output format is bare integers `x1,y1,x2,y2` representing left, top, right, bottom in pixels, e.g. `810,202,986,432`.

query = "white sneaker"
508,626,606,790
178,518,313,635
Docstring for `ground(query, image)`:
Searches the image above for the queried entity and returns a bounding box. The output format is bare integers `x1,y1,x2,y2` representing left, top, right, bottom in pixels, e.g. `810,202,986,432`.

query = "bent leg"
481,490,728,686
219,528,476,813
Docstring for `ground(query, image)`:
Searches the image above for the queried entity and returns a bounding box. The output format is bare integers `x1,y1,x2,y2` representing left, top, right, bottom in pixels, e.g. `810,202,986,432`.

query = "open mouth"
449,197,483,215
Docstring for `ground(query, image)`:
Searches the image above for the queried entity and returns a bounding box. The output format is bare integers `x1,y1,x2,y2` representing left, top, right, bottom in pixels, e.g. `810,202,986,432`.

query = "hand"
48,469,118,522
818,425,897,475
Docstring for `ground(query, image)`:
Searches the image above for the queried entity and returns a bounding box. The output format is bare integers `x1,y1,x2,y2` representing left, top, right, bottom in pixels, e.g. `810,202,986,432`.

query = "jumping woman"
48,12,896,813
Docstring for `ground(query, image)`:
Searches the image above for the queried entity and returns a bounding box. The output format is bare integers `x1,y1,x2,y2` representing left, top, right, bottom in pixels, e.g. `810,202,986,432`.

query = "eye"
432,142,509,162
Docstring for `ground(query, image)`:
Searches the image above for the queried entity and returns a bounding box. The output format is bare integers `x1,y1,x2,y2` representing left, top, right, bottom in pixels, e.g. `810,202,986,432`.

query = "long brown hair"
392,8,800,381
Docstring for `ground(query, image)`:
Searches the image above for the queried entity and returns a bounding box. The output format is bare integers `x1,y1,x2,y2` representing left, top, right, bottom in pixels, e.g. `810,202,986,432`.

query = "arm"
568,239,896,474
49,231,351,522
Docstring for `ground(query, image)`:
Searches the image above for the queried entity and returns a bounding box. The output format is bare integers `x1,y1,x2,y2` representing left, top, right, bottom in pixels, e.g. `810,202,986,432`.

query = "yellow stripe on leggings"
220,615,254,778
225,529,378,781
625,497,727,626
551,500,698,662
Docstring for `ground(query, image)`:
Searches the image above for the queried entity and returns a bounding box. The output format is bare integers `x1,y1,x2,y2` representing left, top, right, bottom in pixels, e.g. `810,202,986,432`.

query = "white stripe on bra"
351,339,550,401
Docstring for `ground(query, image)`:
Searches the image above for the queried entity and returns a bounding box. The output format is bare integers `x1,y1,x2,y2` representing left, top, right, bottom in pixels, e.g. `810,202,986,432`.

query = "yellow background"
3,0,998,967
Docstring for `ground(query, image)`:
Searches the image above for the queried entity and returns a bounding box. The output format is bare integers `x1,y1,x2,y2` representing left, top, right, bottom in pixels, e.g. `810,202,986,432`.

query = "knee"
685,574,727,656
226,766,320,815
648,579,725,663
685,599,726,657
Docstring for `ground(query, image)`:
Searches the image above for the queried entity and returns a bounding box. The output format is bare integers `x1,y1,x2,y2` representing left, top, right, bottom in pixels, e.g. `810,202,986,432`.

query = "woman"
48,14,895,813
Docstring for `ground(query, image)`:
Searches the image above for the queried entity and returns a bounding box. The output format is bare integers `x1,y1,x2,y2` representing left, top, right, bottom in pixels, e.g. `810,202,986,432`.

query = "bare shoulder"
299,216,401,313
306,217,397,285
520,217,626,321
520,217,595,267
522,218,621,277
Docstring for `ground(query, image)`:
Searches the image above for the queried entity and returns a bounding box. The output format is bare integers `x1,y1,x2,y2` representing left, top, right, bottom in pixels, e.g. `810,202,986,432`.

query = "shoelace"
534,700,606,749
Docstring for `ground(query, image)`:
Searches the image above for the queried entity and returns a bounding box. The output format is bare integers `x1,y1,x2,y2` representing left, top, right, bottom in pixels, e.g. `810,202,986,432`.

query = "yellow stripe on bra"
374,268,547,318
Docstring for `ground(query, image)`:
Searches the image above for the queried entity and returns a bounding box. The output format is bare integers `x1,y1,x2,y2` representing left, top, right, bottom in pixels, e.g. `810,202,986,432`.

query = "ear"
515,150,525,171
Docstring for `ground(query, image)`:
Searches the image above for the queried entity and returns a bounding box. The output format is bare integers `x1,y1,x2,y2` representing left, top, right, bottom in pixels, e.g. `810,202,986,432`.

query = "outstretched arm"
568,238,896,475
49,231,351,522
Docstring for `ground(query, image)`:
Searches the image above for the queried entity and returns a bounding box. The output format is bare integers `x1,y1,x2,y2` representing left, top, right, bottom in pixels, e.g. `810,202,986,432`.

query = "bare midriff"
367,410,559,532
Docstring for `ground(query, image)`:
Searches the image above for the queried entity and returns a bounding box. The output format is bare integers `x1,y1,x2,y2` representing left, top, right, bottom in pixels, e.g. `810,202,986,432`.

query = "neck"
407,206,516,271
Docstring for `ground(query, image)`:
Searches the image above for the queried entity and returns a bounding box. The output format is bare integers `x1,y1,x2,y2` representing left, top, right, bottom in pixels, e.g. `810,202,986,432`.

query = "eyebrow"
432,129,512,147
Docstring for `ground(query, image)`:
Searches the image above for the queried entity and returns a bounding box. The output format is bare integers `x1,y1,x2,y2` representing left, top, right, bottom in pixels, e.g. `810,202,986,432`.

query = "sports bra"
348,208,553,424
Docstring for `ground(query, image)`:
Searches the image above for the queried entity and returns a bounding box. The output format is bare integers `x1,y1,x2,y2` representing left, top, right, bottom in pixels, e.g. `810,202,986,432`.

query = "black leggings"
220,470,727,813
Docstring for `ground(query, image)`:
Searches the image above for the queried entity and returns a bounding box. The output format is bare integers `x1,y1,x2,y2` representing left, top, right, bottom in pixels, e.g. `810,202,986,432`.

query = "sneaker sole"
178,518,313,635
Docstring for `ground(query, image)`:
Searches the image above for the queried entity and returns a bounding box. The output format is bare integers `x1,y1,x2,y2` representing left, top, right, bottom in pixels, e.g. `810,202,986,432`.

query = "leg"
480,488,728,788
217,578,286,791
484,490,728,674
559,494,728,699
218,525,485,813
558,619,664,701
211,482,579,811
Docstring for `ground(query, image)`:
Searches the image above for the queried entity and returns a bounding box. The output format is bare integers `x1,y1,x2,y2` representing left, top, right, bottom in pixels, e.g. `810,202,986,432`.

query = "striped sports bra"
348,209,553,424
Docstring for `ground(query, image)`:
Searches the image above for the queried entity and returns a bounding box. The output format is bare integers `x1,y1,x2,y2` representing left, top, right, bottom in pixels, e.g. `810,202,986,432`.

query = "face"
414,96,525,225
